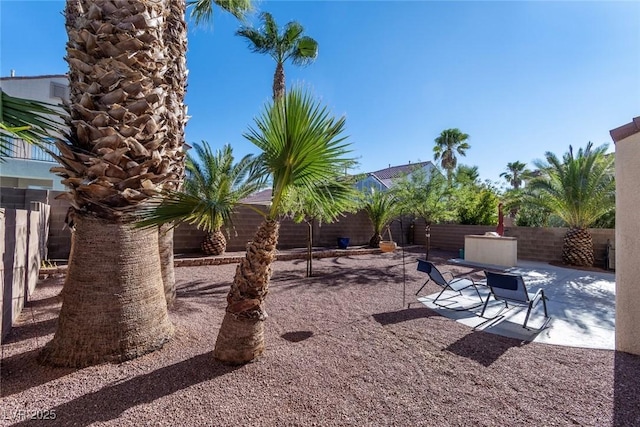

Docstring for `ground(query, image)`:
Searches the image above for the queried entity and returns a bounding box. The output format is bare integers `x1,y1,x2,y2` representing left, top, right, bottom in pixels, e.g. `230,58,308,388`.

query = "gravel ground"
1,248,639,427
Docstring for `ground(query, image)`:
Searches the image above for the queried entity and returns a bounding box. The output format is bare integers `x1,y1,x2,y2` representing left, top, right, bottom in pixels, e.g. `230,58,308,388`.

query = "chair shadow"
372,306,437,326
11,351,239,427
444,330,528,367
614,351,640,426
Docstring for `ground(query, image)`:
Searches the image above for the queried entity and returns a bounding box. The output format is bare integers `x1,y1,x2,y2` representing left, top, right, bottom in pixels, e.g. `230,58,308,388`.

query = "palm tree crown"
500,161,532,190
138,142,265,234
361,188,398,247
527,142,614,229
244,86,352,218
433,128,470,184
236,12,318,100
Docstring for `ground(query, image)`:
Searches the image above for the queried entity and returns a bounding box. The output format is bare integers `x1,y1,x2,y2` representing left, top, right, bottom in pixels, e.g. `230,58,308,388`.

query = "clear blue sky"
1,1,638,187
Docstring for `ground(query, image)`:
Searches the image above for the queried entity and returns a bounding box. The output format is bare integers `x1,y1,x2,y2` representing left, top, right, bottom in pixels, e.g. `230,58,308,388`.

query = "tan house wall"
611,117,640,355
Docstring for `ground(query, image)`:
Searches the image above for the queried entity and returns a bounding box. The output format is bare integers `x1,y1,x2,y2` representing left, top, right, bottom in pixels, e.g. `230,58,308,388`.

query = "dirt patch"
1,248,635,426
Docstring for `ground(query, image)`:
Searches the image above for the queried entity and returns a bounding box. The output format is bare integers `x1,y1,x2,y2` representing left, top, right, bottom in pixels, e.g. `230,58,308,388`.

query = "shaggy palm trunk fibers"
214,220,279,364
39,215,174,367
201,230,227,256
562,227,594,267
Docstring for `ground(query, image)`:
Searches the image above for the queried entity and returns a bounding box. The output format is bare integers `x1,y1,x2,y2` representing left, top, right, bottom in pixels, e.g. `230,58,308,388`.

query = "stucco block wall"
412,223,613,267
1,209,28,341
611,119,640,355
174,208,376,254
3,188,615,267
0,202,50,342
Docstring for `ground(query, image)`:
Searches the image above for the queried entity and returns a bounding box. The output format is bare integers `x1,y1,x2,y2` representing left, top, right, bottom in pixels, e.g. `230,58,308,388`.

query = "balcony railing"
4,138,59,163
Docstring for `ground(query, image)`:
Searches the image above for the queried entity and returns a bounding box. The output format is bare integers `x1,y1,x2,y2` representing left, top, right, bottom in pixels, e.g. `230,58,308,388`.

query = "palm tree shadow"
11,352,239,427
444,331,529,367
1,348,75,398
614,351,640,426
1,317,58,345
176,279,229,298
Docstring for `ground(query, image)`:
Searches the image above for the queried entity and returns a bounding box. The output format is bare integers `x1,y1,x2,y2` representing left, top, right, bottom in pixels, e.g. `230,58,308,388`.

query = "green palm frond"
361,188,398,234
243,86,353,220
235,12,318,96
291,36,319,66
188,0,252,23
236,27,272,55
137,142,266,232
0,89,64,159
525,142,614,229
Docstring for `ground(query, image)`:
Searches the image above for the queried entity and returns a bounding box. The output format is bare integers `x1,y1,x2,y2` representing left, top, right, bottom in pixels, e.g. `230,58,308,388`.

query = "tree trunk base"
213,312,265,365
38,215,174,368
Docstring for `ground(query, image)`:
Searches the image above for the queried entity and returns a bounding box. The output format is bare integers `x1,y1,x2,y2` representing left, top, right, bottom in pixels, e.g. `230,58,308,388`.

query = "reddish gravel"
1,248,639,426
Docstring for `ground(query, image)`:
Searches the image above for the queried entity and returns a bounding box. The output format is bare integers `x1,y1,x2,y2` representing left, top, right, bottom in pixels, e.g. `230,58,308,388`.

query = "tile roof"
369,161,433,180
241,188,272,205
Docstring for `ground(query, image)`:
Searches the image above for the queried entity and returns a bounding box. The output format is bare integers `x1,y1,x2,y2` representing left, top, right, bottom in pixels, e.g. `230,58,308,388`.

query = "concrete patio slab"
417,259,616,350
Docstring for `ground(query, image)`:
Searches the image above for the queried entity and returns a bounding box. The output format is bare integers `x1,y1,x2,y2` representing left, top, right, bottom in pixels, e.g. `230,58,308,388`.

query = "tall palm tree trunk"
158,0,188,305
39,215,173,367
273,62,285,101
159,223,176,306
562,227,594,267
214,219,279,364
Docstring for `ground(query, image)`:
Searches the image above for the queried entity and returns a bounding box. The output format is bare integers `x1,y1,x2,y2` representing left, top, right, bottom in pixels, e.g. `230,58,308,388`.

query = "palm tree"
40,0,251,368
433,128,470,184
138,142,265,256
526,142,615,267
236,12,318,100
500,161,532,190
453,164,480,186
213,87,353,364
361,188,399,248
159,0,251,306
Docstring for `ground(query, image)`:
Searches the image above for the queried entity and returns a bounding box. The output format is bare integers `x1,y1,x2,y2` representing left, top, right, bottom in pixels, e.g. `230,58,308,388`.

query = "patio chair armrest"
442,271,456,281
450,273,475,284
531,288,546,305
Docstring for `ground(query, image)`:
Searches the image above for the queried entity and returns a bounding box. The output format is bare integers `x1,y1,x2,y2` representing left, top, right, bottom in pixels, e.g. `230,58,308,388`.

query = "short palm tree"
236,12,318,100
433,128,470,184
526,142,615,266
361,188,399,248
138,142,265,256
500,161,532,190
213,87,353,364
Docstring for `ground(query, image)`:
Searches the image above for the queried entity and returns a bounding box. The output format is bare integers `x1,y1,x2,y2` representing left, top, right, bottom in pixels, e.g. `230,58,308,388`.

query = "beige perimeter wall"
1,188,615,269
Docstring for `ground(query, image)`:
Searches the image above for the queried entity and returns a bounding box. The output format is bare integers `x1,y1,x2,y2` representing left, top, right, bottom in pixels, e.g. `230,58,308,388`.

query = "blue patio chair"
415,259,484,309
482,270,549,329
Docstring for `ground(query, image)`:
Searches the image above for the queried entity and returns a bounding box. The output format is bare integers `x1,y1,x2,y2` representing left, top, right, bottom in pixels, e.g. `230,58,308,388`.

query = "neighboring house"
0,74,68,190
354,161,438,192
242,161,440,203
242,188,272,205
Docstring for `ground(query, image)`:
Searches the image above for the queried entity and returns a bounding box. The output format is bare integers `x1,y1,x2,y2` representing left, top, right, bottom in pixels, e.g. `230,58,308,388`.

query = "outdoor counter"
464,235,517,267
